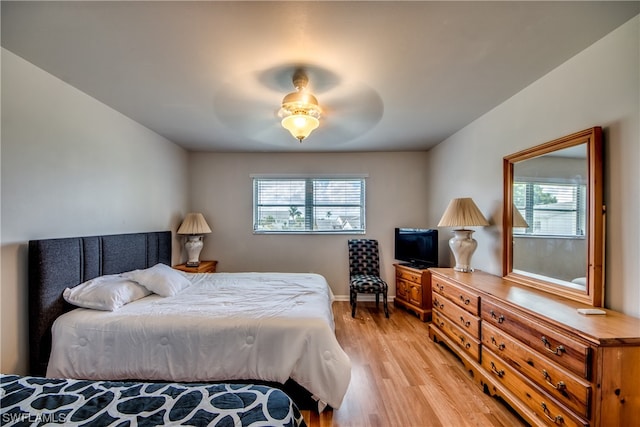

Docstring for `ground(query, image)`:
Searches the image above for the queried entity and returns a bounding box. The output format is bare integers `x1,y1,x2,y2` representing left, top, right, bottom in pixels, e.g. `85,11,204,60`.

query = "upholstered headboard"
28,231,172,376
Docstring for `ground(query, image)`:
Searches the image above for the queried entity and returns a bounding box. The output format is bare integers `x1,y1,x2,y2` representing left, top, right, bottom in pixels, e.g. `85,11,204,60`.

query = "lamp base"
184,235,204,267
449,229,478,273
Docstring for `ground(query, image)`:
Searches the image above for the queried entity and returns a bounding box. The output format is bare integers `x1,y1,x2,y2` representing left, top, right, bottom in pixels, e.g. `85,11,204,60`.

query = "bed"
0,374,306,426
28,231,351,412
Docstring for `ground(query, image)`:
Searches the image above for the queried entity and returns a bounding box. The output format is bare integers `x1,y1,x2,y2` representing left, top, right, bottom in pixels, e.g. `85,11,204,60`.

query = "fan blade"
212,73,278,136
319,82,384,142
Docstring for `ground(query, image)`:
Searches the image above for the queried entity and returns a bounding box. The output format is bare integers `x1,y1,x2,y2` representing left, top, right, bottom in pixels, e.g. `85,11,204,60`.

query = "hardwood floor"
301,301,528,427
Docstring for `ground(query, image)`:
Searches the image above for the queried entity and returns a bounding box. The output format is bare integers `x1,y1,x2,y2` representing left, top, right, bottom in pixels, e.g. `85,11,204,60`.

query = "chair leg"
350,288,357,318
375,292,380,308
383,291,389,318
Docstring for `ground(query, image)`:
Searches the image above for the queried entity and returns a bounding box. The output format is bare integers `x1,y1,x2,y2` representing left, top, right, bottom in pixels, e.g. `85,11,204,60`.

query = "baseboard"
334,294,395,302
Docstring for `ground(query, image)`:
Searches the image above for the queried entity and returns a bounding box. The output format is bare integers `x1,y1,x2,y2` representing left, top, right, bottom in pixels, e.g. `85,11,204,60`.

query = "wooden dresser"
394,263,432,321
428,268,640,427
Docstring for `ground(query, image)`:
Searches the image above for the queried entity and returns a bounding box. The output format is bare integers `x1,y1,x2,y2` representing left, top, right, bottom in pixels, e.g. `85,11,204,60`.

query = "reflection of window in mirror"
513,182,586,236
513,146,587,234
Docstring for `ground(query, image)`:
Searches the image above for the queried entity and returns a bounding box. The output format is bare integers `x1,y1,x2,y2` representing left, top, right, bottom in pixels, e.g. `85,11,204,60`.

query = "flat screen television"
394,228,438,269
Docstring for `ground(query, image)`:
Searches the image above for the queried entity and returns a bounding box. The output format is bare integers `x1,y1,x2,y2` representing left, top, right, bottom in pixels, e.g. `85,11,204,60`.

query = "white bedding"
47,272,351,409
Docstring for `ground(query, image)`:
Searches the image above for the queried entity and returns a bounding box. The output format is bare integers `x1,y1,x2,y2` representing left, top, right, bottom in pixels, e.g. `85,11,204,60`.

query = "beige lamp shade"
437,198,489,228
512,205,529,228
177,213,212,235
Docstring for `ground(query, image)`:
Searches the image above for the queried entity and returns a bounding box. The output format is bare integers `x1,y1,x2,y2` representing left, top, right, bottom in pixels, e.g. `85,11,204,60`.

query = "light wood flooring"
300,301,528,427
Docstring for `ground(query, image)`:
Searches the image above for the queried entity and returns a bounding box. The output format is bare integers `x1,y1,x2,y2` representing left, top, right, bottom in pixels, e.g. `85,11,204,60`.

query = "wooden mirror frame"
503,127,604,306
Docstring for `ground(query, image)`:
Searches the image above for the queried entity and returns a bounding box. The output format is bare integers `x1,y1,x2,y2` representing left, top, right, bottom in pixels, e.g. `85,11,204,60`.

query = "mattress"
46,272,351,410
0,374,306,426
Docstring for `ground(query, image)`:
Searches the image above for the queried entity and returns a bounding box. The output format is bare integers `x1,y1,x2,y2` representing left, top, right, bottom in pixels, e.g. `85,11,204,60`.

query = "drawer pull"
489,310,505,323
489,362,505,378
433,298,444,310
459,316,471,328
542,370,567,391
458,335,471,349
490,336,506,351
541,336,566,356
541,402,565,424
436,283,444,292
459,295,471,305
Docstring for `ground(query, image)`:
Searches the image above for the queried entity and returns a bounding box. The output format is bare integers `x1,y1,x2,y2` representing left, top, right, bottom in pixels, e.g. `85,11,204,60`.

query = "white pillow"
122,263,191,297
63,274,151,311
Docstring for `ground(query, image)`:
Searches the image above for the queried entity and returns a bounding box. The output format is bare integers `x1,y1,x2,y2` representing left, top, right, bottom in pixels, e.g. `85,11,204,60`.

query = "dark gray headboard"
28,231,172,376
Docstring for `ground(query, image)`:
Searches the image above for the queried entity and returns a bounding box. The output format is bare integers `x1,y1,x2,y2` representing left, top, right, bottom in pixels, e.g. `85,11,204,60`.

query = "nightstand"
173,260,217,273
394,263,431,321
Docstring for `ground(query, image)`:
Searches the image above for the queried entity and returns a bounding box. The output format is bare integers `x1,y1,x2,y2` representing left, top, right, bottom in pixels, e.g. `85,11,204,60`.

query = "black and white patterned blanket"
0,375,307,426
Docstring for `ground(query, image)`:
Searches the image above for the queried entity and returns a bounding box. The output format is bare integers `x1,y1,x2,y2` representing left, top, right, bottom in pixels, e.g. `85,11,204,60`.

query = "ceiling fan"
212,63,383,147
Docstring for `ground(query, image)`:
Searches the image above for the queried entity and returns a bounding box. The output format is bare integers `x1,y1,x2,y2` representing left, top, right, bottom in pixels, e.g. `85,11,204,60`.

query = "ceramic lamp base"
449,229,478,273
184,235,204,267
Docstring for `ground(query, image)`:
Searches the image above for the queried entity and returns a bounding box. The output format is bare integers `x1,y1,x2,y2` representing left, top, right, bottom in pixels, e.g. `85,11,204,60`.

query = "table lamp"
177,212,212,267
438,198,489,272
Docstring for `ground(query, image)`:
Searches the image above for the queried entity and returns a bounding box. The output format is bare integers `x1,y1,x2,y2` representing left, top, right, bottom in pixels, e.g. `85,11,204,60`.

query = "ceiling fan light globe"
281,114,319,142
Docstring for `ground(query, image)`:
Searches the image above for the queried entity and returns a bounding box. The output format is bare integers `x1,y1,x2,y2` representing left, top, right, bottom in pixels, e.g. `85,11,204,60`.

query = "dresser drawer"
432,275,480,315
482,322,591,418
396,268,422,283
433,293,480,338
482,299,590,379
482,349,588,427
433,309,480,361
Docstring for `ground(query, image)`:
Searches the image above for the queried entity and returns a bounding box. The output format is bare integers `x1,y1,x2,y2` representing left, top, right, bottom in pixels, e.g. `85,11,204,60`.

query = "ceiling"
2,1,638,152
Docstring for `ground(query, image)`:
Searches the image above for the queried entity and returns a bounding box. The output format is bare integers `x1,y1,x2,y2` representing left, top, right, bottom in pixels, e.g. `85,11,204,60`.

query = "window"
513,181,586,237
253,176,366,233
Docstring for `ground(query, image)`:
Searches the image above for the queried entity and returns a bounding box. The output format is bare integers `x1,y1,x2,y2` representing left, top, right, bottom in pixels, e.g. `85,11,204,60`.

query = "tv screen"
394,228,438,269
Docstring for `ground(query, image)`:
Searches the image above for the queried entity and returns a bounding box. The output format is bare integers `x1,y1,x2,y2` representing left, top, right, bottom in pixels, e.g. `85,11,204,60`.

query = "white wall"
0,49,190,374
188,152,430,297
426,16,639,317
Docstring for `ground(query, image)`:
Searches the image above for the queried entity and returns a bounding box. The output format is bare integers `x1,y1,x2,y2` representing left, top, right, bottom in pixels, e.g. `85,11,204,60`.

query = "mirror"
503,127,604,306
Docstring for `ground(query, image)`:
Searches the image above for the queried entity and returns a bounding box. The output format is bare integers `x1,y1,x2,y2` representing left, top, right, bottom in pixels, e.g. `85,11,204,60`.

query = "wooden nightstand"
394,263,432,321
173,260,217,273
